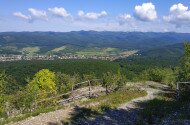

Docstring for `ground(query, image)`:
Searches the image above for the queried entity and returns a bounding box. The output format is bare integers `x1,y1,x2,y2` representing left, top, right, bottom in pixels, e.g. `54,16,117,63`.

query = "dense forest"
0,54,178,87
0,60,120,86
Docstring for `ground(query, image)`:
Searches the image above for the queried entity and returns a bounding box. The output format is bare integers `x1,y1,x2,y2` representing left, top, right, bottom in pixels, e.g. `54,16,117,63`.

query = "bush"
10,90,35,113
141,68,176,87
83,73,96,81
102,71,127,92
0,71,20,95
55,72,80,93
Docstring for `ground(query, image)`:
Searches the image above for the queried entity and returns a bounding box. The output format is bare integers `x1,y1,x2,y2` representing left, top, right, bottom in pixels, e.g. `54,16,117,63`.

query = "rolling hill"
0,31,190,55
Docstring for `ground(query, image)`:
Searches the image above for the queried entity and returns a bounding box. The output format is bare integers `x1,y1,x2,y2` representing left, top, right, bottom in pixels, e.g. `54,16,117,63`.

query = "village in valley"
0,52,138,62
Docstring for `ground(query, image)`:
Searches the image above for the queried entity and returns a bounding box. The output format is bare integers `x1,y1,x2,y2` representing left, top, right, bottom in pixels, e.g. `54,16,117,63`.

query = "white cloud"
78,10,107,20
13,12,32,21
163,3,190,27
48,7,71,18
28,8,47,20
13,8,47,22
118,13,132,25
134,3,157,21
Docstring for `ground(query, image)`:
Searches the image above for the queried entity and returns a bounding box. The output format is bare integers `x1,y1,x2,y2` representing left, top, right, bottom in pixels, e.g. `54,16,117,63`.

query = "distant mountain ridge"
0,31,190,55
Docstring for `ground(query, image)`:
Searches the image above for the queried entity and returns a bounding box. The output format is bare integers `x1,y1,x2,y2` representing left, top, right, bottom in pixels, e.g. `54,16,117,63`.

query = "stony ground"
7,82,175,125
8,107,73,125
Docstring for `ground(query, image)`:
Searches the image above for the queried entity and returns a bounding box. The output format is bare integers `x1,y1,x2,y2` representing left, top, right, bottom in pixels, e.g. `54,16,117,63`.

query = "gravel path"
7,82,169,125
8,107,73,125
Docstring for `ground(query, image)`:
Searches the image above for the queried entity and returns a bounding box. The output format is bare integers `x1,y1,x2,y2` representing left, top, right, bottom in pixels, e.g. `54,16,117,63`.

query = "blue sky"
0,0,190,32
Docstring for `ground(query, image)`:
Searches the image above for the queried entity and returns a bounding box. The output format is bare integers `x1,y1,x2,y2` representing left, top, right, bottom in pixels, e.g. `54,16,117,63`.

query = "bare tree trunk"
106,85,108,95
88,80,91,98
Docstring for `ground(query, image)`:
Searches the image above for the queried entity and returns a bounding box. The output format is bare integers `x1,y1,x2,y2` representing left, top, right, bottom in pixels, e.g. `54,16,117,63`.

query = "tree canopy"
27,69,56,95
178,43,190,81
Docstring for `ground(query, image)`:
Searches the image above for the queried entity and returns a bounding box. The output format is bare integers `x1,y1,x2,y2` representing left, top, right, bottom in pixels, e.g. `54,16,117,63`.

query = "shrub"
102,71,127,92
55,72,78,93
141,68,176,87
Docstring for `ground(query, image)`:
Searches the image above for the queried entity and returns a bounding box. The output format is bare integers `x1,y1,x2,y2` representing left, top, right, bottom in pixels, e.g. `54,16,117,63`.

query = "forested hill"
119,43,185,70
137,43,184,59
1,31,190,54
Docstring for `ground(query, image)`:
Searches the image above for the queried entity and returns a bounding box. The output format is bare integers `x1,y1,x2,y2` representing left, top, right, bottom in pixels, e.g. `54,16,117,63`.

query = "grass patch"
82,90,147,110
22,47,40,55
76,47,121,56
65,90,147,124
51,46,67,52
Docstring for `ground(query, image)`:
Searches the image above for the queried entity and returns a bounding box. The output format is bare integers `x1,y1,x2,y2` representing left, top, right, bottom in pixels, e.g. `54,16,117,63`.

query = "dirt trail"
7,82,169,125
76,82,170,125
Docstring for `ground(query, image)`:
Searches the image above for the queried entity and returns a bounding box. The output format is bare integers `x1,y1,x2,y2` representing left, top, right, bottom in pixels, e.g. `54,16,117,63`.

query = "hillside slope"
138,43,184,59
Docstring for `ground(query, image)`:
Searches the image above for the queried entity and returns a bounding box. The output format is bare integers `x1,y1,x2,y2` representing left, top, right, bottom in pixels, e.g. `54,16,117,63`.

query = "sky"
0,0,190,32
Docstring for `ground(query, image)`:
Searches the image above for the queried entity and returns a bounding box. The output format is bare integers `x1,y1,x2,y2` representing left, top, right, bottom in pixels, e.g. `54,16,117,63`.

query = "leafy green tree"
0,71,18,95
83,73,100,86
139,70,150,82
102,72,114,94
178,43,190,81
10,89,34,112
55,72,75,93
83,73,96,81
141,68,175,87
27,69,57,107
28,69,56,94
114,70,127,90
0,71,19,117
102,71,126,93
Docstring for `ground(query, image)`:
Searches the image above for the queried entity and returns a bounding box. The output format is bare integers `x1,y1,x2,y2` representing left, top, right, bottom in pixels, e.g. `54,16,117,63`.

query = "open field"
22,47,40,55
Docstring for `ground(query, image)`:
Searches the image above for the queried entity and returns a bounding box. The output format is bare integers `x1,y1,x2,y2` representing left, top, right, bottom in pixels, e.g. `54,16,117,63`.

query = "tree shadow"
47,92,190,125
48,105,144,125
137,92,190,125
148,84,175,93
